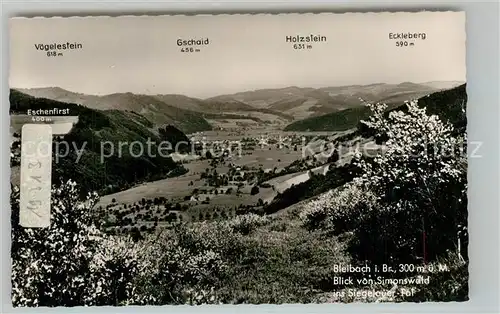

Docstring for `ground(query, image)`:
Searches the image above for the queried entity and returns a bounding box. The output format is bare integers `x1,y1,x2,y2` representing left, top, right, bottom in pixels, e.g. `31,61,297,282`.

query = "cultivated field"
97,129,343,228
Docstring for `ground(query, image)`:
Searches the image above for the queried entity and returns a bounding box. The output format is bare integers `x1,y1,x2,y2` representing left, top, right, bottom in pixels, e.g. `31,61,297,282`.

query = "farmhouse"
229,180,247,186
189,194,213,202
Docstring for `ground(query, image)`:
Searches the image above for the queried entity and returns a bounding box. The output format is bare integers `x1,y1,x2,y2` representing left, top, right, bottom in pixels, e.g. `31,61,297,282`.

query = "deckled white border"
2,2,499,314
9,10,461,19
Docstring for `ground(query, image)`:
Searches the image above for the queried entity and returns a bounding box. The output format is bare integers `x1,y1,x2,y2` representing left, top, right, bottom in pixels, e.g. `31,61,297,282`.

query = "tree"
327,148,340,163
130,227,143,242
250,186,260,195
353,100,467,264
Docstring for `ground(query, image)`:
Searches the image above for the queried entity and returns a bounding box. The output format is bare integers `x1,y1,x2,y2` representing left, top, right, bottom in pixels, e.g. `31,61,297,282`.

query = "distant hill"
200,98,293,121
284,84,467,132
152,94,206,112
208,82,456,120
283,105,383,132
206,86,316,107
10,89,189,195
419,81,464,90
17,81,461,127
17,87,291,127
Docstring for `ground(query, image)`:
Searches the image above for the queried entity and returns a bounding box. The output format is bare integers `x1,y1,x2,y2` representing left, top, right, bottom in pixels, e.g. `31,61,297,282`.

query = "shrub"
299,183,377,233
250,186,260,195
226,214,272,235
10,180,138,307
130,222,240,305
351,100,467,265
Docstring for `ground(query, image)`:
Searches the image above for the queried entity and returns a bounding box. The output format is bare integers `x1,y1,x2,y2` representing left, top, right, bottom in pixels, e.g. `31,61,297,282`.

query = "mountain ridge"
15,81,463,125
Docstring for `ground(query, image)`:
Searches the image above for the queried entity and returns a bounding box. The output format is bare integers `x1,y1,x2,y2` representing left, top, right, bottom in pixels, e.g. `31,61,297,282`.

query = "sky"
9,12,466,99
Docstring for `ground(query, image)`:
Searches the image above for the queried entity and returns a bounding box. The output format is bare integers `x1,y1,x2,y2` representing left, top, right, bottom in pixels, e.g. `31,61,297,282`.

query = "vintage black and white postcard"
9,12,467,306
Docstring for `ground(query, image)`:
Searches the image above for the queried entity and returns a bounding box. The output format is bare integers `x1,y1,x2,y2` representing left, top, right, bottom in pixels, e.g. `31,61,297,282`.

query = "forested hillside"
10,90,189,195
285,84,466,132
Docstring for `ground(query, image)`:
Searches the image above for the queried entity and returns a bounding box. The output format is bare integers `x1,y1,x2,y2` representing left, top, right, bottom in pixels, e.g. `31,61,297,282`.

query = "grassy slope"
219,211,351,304
215,191,466,303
